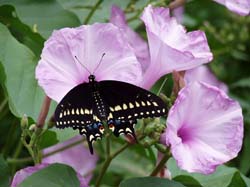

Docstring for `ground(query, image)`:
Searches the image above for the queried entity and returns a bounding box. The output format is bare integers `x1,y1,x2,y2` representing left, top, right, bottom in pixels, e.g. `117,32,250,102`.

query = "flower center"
177,124,194,143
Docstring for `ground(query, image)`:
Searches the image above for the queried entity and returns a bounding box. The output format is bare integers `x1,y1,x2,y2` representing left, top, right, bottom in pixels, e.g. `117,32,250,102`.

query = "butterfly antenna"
74,56,91,75
93,53,106,74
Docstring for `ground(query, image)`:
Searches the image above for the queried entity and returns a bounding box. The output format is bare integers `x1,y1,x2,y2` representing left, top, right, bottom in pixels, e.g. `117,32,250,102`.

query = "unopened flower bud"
21,114,28,129
29,124,37,132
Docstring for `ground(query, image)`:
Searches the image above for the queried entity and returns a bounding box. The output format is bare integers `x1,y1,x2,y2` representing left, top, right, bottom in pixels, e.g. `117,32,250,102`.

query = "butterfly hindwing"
99,80,167,138
54,83,104,154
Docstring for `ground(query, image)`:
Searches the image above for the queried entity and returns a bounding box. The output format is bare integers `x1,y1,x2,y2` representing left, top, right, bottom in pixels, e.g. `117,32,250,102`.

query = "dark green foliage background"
0,0,249,187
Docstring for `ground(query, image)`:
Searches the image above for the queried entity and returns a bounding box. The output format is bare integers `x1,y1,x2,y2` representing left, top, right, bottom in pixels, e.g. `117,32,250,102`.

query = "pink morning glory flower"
213,0,250,16
140,5,213,89
164,82,243,174
11,163,89,187
110,5,150,71
36,23,142,103
42,135,98,183
184,65,228,93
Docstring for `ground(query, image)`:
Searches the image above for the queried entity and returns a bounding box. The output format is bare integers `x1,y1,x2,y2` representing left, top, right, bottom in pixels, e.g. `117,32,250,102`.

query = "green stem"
95,156,112,187
12,141,23,159
10,140,24,173
43,139,84,158
106,134,111,157
7,138,85,164
157,76,168,96
95,135,146,187
8,157,33,164
84,0,103,24
0,98,8,113
150,153,170,176
95,142,132,187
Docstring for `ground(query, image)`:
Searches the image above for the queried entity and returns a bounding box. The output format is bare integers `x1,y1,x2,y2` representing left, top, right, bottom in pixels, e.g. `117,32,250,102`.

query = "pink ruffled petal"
36,23,142,102
214,0,250,16
42,135,98,183
11,163,89,187
110,5,150,71
140,5,213,89
184,65,228,93
165,82,243,174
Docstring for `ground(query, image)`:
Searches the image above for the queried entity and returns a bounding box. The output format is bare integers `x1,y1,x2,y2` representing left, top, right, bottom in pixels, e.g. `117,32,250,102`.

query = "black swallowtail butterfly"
54,56,167,154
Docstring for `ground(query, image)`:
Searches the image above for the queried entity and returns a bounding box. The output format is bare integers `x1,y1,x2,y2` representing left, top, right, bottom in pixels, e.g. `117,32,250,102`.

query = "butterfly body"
55,75,166,154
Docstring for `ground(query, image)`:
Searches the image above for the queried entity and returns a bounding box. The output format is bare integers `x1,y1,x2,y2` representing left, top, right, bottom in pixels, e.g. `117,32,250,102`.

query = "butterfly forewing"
54,83,105,154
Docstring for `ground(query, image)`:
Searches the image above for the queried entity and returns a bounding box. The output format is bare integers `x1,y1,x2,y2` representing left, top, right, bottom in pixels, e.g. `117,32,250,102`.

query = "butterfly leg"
79,122,105,154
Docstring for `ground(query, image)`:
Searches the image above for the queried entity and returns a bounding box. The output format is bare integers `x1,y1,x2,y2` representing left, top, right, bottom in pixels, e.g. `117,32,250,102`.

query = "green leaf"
228,172,246,187
19,163,80,187
239,133,250,175
108,143,155,177
0,154,10,187
39,130,59,149
50,127,79,142
0,61,6,85
231,77,250,88
119,177,186,187
173,175,202,187
0,23,44,120
0,5,45,57
0,0,80,38
167,158,250,187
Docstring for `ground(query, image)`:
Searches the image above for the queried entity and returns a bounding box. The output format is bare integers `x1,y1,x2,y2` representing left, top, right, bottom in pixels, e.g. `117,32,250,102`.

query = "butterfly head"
88,74,96,82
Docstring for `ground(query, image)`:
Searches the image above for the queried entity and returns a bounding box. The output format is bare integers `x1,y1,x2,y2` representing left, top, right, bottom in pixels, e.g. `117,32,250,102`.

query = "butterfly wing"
54,83,105,154
99,80,167,138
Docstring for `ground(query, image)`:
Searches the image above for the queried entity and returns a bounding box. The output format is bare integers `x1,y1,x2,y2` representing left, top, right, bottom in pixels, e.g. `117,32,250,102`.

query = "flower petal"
184,65,228,93
110,5,150,71
140,5,213,89
165,82,243,174
42,135,98,183
11,163,89,187
214,0,250,16
36,23,142,102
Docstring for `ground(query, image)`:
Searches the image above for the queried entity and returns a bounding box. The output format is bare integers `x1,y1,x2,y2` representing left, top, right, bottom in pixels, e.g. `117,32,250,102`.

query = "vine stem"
0,98,8,113
169,0,186,10
95,141,132,187
8,138,85,164
150,153,170,176
84,0,103,24
37,96,51,128
157,76,168,96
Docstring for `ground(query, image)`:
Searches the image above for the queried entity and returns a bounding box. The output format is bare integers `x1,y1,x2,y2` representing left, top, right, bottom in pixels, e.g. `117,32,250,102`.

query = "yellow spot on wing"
115,105,122,111
152,102,158,107
123,103,128,110
135,101,140,107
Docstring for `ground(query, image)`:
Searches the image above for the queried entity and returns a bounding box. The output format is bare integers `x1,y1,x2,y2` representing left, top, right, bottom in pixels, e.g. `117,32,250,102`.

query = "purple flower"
140,5,213,89
110,5,150,71
36,23,142,102
184,65,228,93
42,135,98,183
164,82,243,174
213,0,250,16
11,163,89,187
